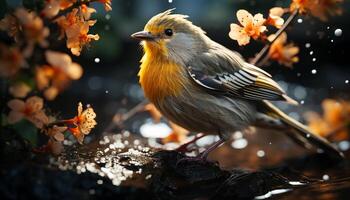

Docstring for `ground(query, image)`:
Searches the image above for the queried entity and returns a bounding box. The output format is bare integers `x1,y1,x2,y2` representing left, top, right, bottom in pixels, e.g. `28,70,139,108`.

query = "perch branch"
103,99,149,133
250,9,299,66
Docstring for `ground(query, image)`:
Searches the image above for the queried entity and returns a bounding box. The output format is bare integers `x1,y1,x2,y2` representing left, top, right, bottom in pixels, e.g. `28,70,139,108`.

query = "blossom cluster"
228,0,343,67
306,99,350,141
0,0,112,154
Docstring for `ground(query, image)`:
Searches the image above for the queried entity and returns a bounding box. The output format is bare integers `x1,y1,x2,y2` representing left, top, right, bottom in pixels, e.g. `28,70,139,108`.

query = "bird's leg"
198,138,225,160
175,133,205,152
177,138,225,164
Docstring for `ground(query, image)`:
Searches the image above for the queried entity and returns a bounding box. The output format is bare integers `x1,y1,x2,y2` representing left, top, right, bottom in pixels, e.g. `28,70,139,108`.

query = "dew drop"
297,18,303,23
322,174,330,181
346,80,349,84
312,58,316,62
168,0,173,2
231,138,248,149
257,150,265,157
105,90,109,94
305,43,311,48
339,141,350,151
331,39,334,43
105,14,111,20
94,57,100,63
309,51,314,55
327,26,330,30
311,69,317,74
334,28,342,37
300,100,305,104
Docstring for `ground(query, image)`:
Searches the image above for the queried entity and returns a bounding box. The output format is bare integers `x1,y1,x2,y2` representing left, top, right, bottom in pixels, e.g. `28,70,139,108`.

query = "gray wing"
187,47,297,104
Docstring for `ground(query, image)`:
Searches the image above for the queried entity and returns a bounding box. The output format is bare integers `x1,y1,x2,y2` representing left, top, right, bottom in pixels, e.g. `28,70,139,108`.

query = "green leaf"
12,120,38,146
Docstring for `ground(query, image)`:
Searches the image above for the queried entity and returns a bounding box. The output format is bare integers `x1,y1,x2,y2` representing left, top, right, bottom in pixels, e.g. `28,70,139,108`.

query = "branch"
250,9,299,66
103,99,149,133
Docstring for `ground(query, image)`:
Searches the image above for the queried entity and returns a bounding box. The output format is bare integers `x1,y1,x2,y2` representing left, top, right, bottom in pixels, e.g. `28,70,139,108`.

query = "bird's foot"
176,153,218,166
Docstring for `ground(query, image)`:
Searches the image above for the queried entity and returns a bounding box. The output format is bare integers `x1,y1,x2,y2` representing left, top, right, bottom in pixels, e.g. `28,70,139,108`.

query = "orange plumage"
138,34,187,103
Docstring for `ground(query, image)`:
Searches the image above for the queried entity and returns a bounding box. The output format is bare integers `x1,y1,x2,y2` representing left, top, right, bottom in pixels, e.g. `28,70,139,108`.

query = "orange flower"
0,14,21,40
65,102,97,144
36,50,83,100
66,21,99,56
229,9,266,46
7,96,49,128
41,0,77,18
9,82,31,98
14,8,49,49
80,4,96,20
268,32,299,67
46,125,67,142
99,0,112,12
0,44,26,77
290,0,343,21
306,99,350,140
56,8,99,56
266,7,285,28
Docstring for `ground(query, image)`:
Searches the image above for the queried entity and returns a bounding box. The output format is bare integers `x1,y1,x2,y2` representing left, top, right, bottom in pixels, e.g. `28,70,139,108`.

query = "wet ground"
1,126,350,200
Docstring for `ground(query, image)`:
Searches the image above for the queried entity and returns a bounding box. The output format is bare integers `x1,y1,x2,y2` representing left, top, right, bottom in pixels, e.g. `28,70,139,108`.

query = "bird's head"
131,9,209,64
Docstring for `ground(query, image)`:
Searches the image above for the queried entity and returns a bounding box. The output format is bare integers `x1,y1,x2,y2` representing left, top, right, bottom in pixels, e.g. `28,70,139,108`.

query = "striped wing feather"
187,62,297,104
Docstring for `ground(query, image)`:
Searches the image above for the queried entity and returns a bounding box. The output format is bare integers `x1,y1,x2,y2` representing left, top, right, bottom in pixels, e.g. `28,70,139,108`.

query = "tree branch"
250,9,299,66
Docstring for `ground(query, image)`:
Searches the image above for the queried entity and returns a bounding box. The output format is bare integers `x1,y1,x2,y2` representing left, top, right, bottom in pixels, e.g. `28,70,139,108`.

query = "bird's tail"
261,100,344,160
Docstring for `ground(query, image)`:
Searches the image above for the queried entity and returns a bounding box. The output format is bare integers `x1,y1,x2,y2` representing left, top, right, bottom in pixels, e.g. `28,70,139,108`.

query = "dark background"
3,0,350,140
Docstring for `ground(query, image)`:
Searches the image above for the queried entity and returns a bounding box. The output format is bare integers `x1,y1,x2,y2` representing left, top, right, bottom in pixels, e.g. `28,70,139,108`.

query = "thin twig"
250,9,299,66
103,99,149,133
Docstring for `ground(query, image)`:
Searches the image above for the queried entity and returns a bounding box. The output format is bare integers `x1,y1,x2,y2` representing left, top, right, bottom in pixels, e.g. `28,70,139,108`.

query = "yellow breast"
138,43,187,103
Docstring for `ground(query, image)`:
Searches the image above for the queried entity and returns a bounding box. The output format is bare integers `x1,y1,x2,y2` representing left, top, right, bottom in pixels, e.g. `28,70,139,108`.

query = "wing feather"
187,48,297,104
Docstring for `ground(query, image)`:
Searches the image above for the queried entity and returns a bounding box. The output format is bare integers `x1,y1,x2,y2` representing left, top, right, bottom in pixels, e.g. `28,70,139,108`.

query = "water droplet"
327,26,330,30
309,51,314,55
345,80,349,84
306,134,310,138
168,0,173,2
105,14,111,20
331,39,334,43
300,100,305,104
297,73,302,77
94,58,100,63
312,58,316,62
97,179,103,184
233,131,243,139
297,18,303,23
311,69,317,74
105,90,109,94
334,28,342,37
231,138,248,149
339,141,350,151
305,43,311,48
322,174,330,181
257,150,265,157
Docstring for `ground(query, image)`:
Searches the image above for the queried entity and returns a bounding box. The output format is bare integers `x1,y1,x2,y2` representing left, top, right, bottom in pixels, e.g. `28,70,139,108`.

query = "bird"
131,9,343,161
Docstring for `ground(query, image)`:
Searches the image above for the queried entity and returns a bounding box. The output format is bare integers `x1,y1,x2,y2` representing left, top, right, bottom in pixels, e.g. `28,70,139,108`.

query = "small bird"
131,9,343,161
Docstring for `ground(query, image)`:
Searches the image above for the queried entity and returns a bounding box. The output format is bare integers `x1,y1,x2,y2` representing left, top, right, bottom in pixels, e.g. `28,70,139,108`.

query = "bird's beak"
131,31,156,41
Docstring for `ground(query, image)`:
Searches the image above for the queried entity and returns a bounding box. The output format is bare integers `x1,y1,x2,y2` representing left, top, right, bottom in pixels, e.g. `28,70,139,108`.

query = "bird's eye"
164,28,173,36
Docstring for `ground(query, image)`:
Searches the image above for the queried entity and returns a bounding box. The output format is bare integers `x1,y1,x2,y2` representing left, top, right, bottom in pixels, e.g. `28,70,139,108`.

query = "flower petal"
7,111,24,124
45,50,72,68
7,99,25,111
253,13,266,26
236,9,253,26
66,63,83,80
26,96,44,112
229,23,244,40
